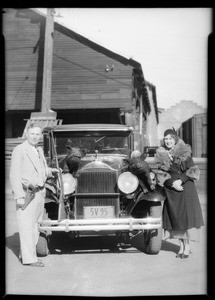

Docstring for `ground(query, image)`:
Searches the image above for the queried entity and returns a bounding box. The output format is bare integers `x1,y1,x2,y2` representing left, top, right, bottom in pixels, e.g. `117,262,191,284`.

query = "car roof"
43,124,133,132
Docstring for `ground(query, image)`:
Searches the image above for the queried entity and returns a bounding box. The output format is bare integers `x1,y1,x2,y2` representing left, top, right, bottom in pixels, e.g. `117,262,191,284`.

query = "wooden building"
3,8,158,151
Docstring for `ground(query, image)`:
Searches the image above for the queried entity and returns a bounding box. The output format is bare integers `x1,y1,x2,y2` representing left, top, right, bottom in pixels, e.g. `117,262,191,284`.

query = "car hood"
79,154,126,172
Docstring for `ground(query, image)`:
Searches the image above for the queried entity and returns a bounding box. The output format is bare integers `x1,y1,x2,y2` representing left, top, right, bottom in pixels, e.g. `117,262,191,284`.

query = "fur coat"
154,139,200,186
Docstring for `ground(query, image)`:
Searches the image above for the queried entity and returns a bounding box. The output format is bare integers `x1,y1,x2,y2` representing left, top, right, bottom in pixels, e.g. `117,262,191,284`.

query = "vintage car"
37,124,165,256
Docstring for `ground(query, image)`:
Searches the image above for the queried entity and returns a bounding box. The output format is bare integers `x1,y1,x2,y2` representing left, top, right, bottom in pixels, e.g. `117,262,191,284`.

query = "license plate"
84,206,114,219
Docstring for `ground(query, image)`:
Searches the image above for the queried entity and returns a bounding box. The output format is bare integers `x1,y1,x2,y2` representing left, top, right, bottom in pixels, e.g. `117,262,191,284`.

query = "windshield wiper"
94,136,106,143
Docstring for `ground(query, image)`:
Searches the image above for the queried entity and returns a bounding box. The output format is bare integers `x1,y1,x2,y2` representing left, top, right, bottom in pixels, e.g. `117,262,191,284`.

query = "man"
10,124,59,267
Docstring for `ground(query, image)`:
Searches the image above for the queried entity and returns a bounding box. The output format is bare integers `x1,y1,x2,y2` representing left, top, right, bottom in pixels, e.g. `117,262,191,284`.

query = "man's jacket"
10,140,52,199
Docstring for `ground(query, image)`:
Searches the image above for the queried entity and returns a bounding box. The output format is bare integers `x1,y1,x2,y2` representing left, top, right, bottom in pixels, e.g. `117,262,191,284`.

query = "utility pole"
22,8,60,137
139,94,143,151
41,8,55,115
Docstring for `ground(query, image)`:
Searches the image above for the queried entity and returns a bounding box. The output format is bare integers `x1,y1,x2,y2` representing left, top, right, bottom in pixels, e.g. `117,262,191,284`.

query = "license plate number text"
84,206,114,219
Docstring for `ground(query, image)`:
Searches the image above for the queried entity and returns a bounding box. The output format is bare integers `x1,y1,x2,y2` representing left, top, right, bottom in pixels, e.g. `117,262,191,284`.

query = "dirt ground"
4,190,207,297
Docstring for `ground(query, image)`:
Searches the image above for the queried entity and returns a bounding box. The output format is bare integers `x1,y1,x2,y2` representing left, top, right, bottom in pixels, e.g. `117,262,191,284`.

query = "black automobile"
37,124,165,255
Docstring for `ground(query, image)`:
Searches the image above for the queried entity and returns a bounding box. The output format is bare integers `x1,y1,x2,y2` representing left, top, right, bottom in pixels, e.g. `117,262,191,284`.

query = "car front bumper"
38,217,162,233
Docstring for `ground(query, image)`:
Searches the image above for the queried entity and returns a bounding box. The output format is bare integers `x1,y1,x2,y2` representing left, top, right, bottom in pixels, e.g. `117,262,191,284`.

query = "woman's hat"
164,128,177,137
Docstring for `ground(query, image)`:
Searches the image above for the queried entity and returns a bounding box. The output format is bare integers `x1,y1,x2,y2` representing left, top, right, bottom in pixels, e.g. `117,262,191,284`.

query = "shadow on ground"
48,233,124,255
6,232,20,259
44,233,180,256
5,232,180,257
161,240,179,254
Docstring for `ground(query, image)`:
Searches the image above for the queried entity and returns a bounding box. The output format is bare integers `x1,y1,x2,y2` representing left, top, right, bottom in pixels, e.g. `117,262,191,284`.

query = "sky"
38,8,212,109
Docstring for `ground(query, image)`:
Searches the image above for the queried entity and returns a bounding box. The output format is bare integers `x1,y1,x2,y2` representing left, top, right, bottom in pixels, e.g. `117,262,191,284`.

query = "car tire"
143,204,162,254
36,232,49,257
131,204,162,254
36,208,50,256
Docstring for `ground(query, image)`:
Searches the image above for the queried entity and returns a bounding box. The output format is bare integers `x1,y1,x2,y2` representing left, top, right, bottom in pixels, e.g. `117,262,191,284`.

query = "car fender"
126,185,166,215
136,185,166,203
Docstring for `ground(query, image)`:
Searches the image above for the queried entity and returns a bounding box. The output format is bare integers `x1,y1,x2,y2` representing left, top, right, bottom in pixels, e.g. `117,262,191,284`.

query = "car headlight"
117,171,139,194
62,173,77,195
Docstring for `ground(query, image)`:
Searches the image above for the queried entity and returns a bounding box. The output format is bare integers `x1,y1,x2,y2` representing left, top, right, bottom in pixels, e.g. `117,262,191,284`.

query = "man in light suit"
10,124,59,267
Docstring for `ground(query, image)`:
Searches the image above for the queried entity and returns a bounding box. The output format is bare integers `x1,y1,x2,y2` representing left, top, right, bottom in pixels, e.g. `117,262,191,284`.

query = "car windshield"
53,131,131,156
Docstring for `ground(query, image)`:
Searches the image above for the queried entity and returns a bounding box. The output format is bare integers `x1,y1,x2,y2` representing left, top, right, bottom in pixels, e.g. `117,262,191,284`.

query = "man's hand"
16,197,25,208
51,168,60,176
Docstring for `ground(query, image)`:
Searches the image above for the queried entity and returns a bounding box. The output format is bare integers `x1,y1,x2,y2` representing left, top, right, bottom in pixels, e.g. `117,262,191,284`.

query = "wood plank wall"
4,9,134,112
4,9,44,110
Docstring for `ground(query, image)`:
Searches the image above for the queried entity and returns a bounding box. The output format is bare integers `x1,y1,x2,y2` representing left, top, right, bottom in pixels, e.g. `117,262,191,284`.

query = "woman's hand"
172,179,183,191
173,185,183,191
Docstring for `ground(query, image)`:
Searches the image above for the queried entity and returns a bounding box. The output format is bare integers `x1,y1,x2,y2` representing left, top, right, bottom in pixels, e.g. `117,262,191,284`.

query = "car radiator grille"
75,170,119,218
76,170,117,193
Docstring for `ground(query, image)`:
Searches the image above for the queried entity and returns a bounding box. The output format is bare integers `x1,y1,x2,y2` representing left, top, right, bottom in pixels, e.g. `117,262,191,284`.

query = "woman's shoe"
176,239,184,258
176,250,183,258
181,249,191,259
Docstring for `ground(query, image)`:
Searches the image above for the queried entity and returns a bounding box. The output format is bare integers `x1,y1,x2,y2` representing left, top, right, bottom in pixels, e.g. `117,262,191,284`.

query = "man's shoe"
25,261,44,267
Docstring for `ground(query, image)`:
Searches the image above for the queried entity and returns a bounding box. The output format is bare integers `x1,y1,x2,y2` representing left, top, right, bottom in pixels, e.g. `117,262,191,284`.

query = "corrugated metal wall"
180,113,207,158
192,113,207,157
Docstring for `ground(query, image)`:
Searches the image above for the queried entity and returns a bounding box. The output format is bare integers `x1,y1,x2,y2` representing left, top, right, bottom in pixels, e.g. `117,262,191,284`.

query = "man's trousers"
16,188,46,264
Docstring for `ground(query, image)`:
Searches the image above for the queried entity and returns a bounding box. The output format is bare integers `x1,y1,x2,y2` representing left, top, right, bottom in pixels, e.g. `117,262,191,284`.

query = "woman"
154,128,204,258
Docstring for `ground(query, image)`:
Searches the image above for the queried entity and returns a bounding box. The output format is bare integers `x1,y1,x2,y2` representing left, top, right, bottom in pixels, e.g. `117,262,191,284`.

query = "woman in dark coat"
154,128,204,258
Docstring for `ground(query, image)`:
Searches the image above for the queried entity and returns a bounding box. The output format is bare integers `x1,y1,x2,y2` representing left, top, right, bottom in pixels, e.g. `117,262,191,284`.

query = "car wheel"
36,232,49,256
143,205,162,254
36,208,50,256
131,204,162,254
